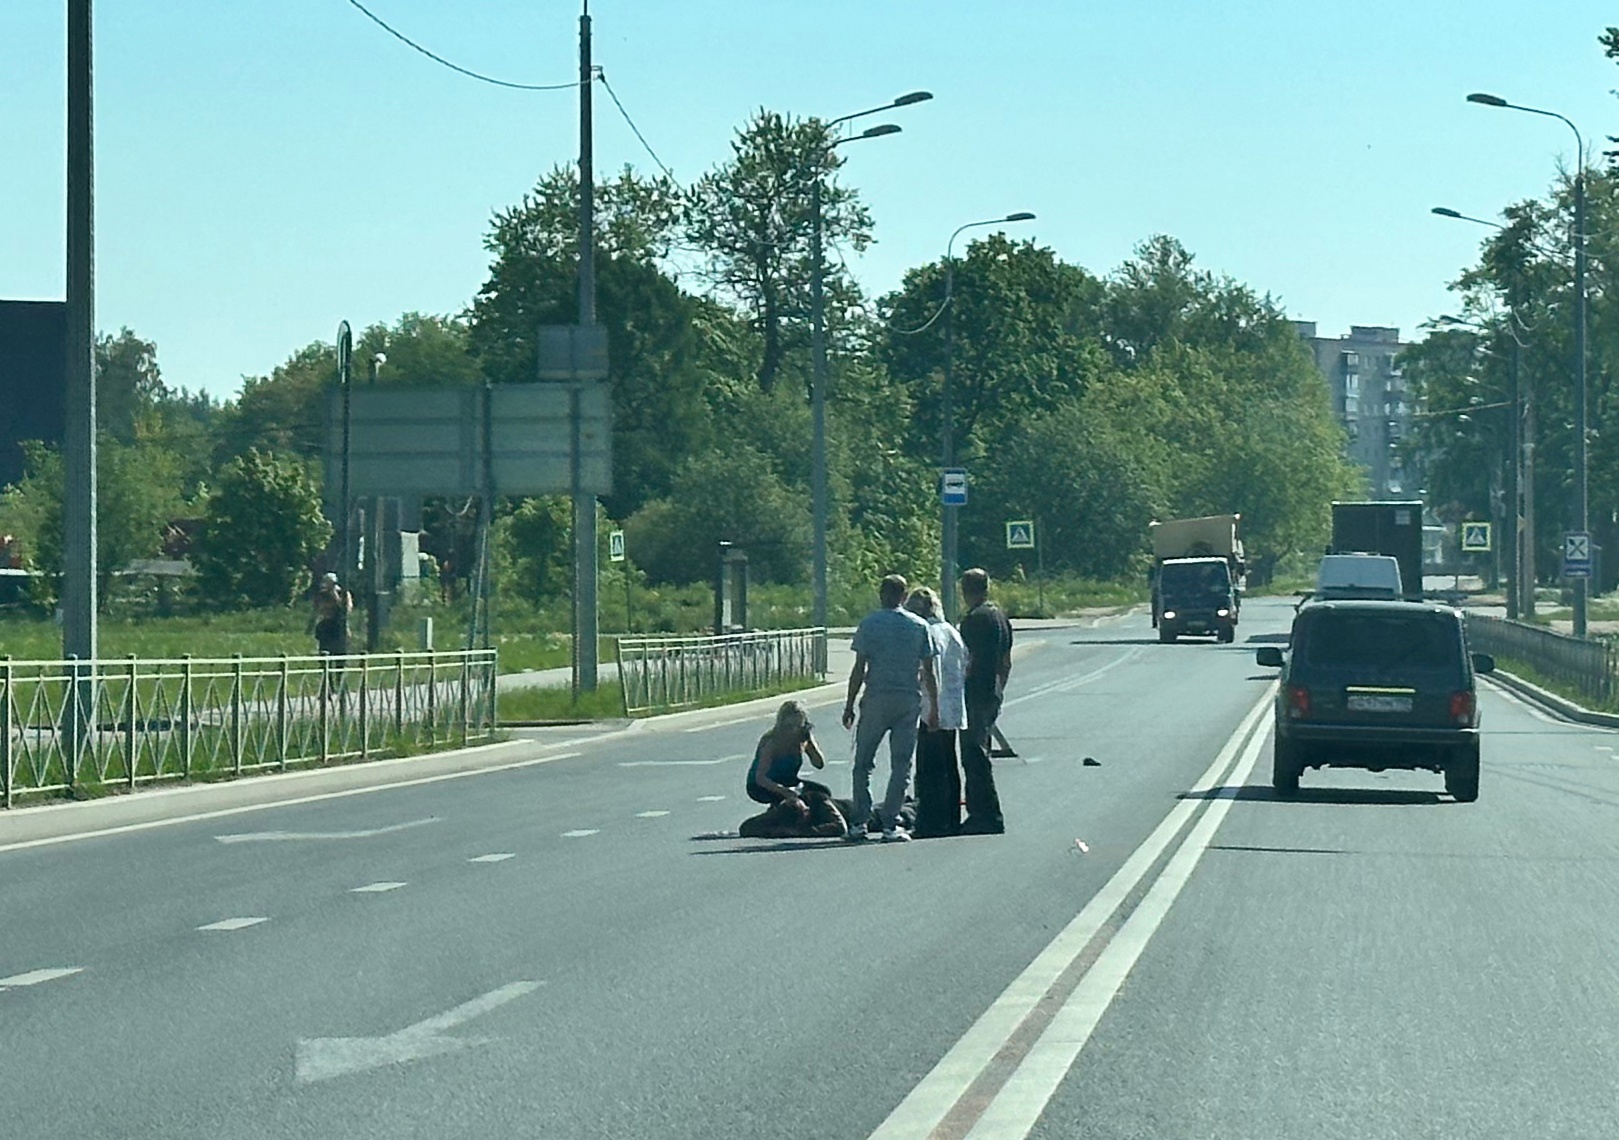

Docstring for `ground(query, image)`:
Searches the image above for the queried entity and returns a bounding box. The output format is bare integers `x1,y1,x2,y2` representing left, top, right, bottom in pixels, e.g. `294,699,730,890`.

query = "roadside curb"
1484,668,1619,729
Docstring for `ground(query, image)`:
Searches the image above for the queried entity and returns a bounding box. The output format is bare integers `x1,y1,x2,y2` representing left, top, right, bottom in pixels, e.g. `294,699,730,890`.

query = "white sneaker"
881,825,912,843
844,823,869,842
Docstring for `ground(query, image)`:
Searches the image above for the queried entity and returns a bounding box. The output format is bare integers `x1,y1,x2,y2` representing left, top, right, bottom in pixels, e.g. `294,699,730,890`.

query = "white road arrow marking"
215,817,439,844
634,810,670,818
294,980,542,1085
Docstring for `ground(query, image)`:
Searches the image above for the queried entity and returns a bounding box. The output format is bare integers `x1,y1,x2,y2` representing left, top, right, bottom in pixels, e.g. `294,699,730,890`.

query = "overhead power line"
343,0,580,91
598,71,674,179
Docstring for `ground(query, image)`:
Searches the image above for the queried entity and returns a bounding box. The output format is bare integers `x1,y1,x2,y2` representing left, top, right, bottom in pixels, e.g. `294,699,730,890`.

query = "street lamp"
337,322,354,584
1467,91,1588,634
810,91,932,638
939,211,1037,621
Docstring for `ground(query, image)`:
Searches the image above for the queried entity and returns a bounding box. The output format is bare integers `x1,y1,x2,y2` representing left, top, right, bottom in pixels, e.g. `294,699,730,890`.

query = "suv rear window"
1302,611,1461,670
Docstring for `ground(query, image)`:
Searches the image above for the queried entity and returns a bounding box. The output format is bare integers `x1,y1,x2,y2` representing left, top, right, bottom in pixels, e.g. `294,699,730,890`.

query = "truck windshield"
1162,564,1230,598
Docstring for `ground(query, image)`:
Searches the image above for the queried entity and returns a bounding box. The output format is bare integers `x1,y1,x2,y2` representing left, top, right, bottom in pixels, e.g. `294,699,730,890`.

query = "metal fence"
616,628,826,716
2,649,498,807
1465,614,1615,707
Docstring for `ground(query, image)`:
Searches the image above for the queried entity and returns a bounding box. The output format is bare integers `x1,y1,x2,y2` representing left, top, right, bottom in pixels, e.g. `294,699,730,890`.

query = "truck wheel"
1158,625,1177,644
1217,623,1236,644
1445,743,1480,802
1272,736,1301,797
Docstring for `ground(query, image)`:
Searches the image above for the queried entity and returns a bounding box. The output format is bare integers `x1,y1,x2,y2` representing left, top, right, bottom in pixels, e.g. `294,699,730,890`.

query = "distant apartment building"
1294,323,1415,499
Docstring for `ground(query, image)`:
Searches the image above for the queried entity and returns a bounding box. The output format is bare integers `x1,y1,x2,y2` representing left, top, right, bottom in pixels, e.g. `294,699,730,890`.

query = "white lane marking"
561,829,599,838
635,810,670,818
684,713,761,732
296,980,542,1085
868,685,1274,1140
963,715,1271,1139
0,749,582,856
198,916,269,932
618,756,738,767
350,881,406,893
215,817,439,844
696,795,727,802
1004,648,1141,708
0,967,84,989
468,853,515,863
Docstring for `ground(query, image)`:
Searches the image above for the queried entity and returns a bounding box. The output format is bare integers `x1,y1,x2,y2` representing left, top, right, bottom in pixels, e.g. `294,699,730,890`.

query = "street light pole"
808,92,929,635
336,322,353,581
1467,91,1587,635
939,212,1036,622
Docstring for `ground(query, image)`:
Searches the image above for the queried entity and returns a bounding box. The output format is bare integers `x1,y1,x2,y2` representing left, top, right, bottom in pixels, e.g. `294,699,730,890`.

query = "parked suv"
1255,600,1494,801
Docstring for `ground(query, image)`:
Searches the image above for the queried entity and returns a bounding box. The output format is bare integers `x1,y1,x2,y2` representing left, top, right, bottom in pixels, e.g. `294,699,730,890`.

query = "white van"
1315,553,1404,600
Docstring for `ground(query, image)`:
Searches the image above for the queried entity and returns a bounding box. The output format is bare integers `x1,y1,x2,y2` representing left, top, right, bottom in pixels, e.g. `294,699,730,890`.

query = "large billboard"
0,301,67,488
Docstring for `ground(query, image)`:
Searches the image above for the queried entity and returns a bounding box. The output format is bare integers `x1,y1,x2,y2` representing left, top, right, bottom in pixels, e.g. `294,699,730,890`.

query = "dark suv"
1255,600,1494,801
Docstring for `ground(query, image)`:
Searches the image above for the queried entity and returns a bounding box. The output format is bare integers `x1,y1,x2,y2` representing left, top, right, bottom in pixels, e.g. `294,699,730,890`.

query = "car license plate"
1347,693,1412,713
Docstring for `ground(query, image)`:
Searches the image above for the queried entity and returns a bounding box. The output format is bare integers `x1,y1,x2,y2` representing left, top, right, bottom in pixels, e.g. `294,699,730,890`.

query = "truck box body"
1330,501,1423,600
1149,514,1245,628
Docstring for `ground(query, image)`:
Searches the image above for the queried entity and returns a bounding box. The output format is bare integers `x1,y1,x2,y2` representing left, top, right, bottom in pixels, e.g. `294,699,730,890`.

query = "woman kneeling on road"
740,701,846,838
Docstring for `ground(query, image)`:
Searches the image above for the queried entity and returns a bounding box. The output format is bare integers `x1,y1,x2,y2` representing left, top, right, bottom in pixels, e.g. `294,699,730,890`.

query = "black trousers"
913,724,961,837
963,693,1005,830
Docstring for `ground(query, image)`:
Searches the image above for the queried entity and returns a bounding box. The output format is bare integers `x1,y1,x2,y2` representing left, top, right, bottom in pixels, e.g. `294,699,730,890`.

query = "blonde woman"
905,587,968,837
746,700,829,810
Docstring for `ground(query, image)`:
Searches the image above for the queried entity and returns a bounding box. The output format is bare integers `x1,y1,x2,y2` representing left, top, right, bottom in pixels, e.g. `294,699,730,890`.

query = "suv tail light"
1449,690,1475,724
1287,685,1311,718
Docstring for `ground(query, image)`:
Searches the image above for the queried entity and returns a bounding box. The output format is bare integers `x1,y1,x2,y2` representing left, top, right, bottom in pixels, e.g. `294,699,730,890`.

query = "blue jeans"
850,689,921,829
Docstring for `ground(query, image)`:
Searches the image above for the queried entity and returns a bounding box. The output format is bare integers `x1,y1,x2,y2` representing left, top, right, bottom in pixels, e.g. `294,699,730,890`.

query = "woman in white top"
905,587,968,838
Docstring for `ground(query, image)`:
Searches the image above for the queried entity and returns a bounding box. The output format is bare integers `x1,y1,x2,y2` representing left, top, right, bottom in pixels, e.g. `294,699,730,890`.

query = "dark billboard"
0,300,67,488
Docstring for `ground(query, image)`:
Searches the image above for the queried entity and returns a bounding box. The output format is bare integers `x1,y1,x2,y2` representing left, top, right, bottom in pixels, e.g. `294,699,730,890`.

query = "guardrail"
1464,614,1615,708
1,649,497,807
616,628,826,716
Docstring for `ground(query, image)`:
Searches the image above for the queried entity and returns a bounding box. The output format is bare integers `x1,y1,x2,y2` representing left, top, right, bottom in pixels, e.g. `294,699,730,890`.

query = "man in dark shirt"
958,567,1012,834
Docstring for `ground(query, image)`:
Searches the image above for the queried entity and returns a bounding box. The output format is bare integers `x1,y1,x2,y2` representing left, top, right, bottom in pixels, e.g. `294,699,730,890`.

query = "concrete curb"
1483,669,1619,730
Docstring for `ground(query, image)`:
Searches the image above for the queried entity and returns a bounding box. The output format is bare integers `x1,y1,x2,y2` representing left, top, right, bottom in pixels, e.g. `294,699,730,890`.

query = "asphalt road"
1,597,1611,1138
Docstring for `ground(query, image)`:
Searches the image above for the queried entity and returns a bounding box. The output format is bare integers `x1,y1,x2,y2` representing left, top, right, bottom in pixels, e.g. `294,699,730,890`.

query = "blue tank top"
747,735,806,789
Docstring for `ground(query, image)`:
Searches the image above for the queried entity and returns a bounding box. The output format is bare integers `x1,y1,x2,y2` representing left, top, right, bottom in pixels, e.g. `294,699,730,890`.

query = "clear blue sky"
2,1,1614,399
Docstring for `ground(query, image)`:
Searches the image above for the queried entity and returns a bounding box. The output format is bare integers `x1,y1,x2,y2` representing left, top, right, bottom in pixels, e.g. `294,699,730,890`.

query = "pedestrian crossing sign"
1005,520,1036,550
1460,522,1491,552
608,529,626,563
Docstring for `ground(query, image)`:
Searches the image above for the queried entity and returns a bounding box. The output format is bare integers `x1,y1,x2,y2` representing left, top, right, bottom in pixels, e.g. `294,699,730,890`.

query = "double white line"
869,683,1277,1140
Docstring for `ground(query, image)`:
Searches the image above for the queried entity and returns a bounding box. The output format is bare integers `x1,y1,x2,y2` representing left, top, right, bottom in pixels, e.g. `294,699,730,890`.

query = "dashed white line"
350,881,406,893
619,757,737,767
561,829,599,838
198,916,269,932
635,810,671,818
696,795,727,802
0,967,83,989
468,853,515,863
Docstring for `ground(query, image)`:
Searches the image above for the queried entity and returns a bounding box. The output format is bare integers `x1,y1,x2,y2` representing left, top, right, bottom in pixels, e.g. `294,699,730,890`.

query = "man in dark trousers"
958,567,1012,834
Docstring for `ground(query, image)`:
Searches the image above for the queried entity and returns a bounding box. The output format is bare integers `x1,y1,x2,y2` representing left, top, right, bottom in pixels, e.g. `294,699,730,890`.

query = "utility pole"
810,175,828,643
573,0,599,694
1572,167,1588,635
64,0,98,780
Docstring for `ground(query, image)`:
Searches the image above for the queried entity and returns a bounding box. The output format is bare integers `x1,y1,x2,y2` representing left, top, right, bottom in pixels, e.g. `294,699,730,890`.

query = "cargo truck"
1328,501,1424,601
1149,515,1246,635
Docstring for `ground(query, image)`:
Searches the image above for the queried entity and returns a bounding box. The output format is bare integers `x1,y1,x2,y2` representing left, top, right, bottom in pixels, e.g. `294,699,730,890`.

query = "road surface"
3,597,1614,1138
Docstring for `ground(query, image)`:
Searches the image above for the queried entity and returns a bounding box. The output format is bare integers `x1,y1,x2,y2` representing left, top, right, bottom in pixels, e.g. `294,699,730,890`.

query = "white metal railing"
1,649,497,807
616,629,826,716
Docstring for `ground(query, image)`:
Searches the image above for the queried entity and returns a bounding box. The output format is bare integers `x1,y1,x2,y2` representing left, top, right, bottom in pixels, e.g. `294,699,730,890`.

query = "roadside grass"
1490,655,1619,714
496,672,830,723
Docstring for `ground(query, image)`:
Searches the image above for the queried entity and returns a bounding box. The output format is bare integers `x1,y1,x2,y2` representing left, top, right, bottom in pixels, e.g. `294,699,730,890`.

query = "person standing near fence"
905,587,967,838
958,568,1012,835
842,574,939,842
312,573,352,657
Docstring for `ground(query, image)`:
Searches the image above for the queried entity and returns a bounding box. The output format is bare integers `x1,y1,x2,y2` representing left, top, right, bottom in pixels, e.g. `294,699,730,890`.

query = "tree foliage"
192,450,331,610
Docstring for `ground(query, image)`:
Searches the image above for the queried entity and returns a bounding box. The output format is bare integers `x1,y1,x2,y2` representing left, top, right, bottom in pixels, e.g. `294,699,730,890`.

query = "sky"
2,1,1616,400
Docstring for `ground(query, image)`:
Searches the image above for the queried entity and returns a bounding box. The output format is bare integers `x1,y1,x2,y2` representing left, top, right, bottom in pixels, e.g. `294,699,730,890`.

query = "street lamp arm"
826,90,933,129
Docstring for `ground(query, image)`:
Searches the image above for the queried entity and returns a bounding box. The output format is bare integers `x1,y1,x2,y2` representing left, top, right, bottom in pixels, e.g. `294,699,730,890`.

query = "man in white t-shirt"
905,587,968,837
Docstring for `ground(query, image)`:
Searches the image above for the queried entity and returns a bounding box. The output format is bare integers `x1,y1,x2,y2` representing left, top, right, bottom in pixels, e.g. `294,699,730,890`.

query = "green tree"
192,450,331,610
470,166,713,519
684,110,872,395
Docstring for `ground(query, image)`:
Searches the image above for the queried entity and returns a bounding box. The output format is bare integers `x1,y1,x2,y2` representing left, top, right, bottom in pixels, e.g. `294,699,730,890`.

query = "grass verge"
1492,656,1619,714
